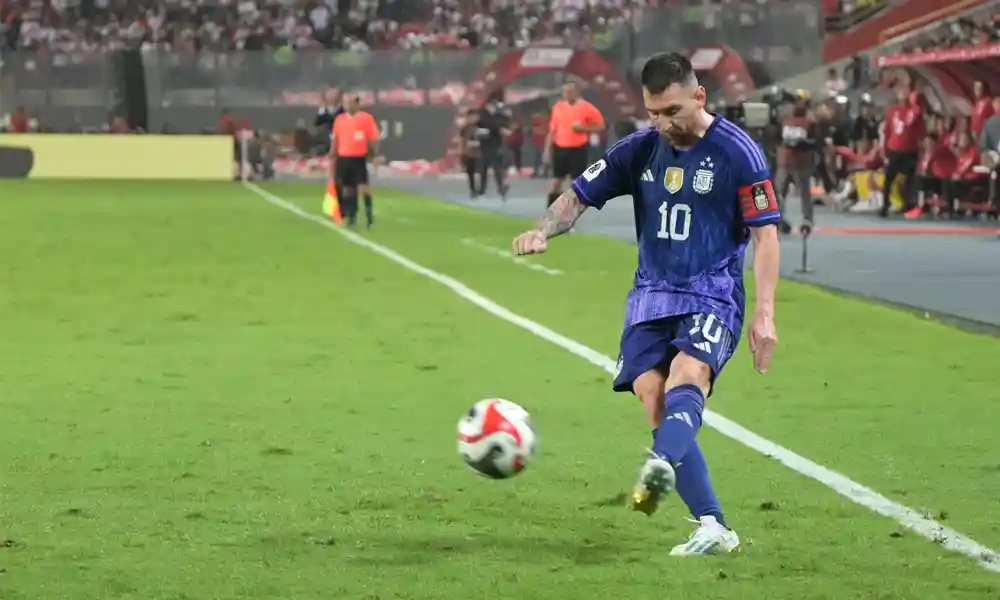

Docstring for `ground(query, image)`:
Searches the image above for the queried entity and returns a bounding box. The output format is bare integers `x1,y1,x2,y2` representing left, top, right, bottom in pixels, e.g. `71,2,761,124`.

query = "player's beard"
660,127,702,148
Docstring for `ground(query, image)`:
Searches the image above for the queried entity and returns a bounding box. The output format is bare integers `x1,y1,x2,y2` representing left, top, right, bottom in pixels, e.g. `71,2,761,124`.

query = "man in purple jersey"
512,52,781,556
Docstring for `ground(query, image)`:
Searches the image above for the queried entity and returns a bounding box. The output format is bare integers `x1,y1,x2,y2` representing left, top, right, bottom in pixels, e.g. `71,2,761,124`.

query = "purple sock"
675,441,727,528
651,383,705,466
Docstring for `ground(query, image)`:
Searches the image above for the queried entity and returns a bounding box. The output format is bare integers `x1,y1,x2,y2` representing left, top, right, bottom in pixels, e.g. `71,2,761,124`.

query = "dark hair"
640,52,696,94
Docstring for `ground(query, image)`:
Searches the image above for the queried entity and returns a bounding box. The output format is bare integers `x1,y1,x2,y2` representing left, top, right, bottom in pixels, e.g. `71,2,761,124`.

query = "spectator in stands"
219,110,237,137
824,67,847,95
852,98,879,144
978,95,1000,207
0,0,639,55
812,100,850,200
971,81,994,142
8,106,29,133
844,55,870,90
918,129,955,215
949,129,989,211
108,116,133,134
831,136,884,211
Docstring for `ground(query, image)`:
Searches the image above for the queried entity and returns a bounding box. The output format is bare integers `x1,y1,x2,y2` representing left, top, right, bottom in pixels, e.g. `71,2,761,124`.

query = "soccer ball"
457,399,538,479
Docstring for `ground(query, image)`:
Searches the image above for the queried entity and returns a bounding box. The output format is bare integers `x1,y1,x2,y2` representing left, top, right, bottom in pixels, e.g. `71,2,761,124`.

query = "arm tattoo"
536,188,587,239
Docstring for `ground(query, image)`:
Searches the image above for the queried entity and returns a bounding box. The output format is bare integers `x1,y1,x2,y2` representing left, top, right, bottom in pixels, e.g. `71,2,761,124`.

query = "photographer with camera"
776,96,816,235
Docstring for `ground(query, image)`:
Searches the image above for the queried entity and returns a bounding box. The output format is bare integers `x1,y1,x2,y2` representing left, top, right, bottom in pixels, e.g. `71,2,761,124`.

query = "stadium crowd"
0,0,649,54
894,7,1000,54
771,77,999,225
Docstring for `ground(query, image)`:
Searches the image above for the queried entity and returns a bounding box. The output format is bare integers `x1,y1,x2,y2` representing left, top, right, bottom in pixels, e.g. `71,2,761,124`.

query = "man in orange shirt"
331,94,380,229
544,81,605,207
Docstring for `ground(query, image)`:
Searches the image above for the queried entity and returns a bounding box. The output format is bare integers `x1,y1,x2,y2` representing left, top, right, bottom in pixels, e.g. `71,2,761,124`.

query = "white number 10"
657,201,692,241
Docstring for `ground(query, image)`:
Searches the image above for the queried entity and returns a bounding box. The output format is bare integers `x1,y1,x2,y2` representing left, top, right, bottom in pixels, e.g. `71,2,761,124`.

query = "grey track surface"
382,177,1000,328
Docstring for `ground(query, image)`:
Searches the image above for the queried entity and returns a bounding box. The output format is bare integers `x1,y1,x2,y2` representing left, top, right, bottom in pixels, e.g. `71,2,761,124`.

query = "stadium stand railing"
822,0,889,33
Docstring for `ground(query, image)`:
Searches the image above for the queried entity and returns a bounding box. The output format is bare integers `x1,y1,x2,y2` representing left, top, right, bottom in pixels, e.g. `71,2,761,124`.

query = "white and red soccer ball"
457,399,538,479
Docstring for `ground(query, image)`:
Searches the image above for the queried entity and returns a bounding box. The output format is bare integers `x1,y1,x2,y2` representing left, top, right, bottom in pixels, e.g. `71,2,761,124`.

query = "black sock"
364,194,373,223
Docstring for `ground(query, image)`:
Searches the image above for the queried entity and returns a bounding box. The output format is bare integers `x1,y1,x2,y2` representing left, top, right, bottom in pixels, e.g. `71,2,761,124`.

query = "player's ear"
694,86,707,107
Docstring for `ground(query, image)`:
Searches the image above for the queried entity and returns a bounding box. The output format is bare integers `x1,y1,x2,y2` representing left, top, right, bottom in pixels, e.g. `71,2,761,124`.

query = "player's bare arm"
748,224,780,374
511,188,587,255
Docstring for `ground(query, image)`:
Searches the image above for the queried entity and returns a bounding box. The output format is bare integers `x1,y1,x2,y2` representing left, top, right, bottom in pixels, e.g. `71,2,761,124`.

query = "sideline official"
544,81,605,207
331,94,380,229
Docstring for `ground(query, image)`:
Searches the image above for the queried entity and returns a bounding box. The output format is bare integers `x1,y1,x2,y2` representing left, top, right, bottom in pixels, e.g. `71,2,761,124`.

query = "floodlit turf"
1,179,999,599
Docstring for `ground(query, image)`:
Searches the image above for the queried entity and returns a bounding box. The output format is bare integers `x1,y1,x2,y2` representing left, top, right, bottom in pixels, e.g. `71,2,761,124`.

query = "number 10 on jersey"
657,201,692,241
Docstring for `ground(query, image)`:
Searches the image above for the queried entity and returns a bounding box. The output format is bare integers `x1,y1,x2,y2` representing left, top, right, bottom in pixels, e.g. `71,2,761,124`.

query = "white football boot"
629,453,676,516
669,516,741,556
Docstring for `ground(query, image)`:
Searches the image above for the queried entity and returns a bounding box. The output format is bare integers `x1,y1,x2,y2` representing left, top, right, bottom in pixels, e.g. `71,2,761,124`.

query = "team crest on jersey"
693,157,714,194
664,167,684,194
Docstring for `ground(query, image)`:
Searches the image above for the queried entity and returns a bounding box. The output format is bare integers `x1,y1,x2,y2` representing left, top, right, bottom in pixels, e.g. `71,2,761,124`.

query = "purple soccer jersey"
571,117,781,341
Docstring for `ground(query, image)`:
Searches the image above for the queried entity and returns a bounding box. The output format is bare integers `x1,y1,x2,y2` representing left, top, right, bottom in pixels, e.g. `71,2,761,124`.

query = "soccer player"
331,94,380,229
512,52,781,556
545,81,606,208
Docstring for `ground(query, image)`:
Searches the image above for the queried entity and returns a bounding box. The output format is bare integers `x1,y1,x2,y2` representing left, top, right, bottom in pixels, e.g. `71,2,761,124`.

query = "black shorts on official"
552,145,589,180
336,156,369,186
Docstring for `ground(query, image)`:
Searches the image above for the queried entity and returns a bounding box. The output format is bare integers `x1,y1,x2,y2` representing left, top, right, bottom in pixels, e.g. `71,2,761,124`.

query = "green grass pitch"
1,180,999,599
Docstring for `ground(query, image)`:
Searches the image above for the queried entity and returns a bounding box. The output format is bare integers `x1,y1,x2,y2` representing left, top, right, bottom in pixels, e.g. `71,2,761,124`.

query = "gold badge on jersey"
664,167,684,194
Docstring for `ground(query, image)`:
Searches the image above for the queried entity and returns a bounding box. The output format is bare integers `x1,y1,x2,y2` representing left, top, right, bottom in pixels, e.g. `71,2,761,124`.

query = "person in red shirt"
832,138,884,210
109,116,132,133
331,93,380,229
882,88,925,217
949,129,990,214
218,110,236,136
9,106,29,133
914,134,942,212
971,81,994,142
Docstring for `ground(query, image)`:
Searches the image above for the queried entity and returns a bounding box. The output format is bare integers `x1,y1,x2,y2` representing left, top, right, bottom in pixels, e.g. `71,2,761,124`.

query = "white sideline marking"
243,181,1000,573
460,238,563,276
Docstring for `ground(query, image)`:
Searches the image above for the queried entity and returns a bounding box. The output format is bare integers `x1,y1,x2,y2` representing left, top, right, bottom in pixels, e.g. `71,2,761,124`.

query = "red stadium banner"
877,43,1000,67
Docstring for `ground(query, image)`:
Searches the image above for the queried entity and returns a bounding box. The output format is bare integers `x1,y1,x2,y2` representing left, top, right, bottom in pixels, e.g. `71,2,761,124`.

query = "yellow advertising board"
0,134,232,180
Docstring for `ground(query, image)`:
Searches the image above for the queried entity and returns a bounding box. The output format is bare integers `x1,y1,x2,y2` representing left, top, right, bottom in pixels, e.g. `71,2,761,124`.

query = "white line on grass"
460,238,563,276
243,181,1000,573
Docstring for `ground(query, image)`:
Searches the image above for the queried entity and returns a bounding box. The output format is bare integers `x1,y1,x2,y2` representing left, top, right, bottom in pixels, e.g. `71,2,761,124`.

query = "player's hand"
512,230,548,255
542,149,551,165
748,308,777,374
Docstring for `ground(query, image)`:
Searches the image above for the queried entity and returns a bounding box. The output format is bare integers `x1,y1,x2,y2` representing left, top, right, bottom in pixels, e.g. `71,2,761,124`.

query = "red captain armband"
738,180,779,219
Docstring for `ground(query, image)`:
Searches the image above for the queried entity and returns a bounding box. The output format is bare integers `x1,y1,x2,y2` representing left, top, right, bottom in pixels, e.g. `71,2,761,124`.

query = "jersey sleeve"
570,135,639,210
587,102,605,128
731,135,781,227
365,114,380,141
